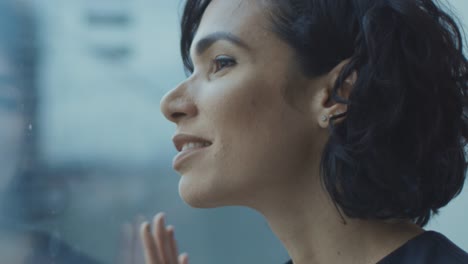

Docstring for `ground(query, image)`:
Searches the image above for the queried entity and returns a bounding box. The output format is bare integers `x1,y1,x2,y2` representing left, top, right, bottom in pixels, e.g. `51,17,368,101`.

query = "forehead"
192,0,271,50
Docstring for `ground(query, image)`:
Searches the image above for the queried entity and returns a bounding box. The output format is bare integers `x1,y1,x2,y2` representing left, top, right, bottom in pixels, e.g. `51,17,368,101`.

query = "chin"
177,176,235,209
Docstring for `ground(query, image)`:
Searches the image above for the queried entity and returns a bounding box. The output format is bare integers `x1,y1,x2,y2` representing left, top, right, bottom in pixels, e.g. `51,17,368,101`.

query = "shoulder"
283,231,468,264
429,232,468,263
379,231,468,264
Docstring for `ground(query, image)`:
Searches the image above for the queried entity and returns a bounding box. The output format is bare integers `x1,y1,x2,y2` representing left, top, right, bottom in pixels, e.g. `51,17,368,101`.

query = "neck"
253,177,423,264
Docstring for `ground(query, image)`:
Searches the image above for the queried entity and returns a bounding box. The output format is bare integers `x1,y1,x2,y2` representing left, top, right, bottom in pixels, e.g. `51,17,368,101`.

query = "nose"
160,80,198,124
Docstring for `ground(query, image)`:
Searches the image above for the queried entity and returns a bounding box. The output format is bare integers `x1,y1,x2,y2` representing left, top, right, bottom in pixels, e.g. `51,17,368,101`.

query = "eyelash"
213,55,236,73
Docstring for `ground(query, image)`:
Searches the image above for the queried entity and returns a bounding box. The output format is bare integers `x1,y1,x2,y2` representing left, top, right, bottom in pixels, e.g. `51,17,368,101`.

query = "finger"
154,213,173,264
140,221,161,264
178,253,189,264
166,226,179,264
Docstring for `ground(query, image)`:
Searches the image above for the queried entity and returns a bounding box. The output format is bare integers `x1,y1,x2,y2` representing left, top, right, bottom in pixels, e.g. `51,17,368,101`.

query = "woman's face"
161,0,325,208
0,52,26,194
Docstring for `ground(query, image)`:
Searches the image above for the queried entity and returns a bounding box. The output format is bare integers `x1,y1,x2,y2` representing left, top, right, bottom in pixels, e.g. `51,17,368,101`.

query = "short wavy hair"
180,0,468,227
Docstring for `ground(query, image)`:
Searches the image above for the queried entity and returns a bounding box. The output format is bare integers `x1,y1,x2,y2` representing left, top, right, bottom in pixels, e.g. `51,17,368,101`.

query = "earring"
321,115,329,122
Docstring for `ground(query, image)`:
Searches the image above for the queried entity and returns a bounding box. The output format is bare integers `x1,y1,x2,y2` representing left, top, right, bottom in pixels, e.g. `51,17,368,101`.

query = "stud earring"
321,115,329,122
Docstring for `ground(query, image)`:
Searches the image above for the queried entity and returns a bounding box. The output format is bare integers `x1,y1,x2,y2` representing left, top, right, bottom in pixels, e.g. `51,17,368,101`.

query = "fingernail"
160,213,166,224
154,212,165,223
179,253,187,259
157,212,165,218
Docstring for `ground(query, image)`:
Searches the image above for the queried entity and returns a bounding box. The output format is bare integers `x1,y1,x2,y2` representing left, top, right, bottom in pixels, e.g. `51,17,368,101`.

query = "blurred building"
36,0,183,169
0,0,465,263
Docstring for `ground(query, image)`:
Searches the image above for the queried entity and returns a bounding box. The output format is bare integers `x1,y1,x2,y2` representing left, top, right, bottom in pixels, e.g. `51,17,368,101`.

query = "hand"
140,213,188,264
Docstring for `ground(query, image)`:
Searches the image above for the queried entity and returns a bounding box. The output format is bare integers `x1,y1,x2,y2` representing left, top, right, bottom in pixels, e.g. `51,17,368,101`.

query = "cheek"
206,75,313,188
211,76,280,151
209,69,281,128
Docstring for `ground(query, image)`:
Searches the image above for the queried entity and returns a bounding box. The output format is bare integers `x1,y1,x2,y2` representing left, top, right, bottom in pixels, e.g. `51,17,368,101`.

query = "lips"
172,133,212,170
172,134,213,152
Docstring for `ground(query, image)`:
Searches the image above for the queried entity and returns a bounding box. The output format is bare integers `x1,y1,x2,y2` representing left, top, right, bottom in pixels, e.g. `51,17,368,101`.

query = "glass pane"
0,0,467,263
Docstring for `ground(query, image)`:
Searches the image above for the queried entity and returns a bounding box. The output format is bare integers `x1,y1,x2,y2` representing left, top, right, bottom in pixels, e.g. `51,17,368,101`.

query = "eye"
213,55,236,73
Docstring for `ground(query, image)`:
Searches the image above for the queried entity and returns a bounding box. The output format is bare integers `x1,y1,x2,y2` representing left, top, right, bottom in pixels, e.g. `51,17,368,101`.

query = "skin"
140,213,188,264
142,0,424,263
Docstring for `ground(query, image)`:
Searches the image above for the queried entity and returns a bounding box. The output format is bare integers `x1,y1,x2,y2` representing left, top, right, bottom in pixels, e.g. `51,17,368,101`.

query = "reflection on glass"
2,1,465,263
0,1,100,263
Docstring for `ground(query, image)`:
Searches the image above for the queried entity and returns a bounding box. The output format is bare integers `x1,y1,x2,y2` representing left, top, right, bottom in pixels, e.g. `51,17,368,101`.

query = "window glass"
0,0,466,263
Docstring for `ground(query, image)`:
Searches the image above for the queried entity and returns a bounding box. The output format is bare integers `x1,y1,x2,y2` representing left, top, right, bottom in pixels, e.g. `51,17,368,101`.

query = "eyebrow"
194,32,250,56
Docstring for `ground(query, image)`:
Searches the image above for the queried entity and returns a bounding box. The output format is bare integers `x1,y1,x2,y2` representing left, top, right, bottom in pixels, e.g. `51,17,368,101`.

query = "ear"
316,59,357,129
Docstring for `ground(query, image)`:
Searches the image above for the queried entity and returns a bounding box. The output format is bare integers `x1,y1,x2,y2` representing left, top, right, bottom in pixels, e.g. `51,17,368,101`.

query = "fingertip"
139,221,150,234
166,225,175,233
179,253,189,263
156,212,166,219
154,212,165,224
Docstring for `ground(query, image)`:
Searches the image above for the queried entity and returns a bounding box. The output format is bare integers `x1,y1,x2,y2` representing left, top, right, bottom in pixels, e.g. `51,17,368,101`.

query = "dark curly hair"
180,0,468,227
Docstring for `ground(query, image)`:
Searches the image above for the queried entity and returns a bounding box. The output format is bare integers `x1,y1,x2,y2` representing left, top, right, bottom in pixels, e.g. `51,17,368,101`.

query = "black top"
284,231,468,264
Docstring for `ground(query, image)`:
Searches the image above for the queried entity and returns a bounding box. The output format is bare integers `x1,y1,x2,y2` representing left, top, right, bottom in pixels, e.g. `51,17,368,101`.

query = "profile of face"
161,0,330,209
0,51,26,195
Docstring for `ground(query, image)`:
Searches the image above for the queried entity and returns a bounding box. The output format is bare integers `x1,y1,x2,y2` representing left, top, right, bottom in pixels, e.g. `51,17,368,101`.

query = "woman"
141,0,468,263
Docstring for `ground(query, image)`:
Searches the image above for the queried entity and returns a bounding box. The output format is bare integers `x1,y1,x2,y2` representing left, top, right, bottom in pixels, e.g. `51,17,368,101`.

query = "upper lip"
172,133,213,152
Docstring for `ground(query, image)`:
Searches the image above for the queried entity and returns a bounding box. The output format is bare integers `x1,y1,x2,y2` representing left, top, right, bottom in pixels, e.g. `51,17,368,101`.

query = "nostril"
171,112,186,120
